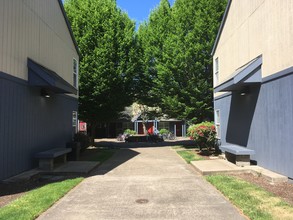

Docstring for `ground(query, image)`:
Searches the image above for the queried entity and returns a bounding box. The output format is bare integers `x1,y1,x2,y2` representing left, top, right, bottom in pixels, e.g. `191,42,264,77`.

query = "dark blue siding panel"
215,71,293,178
0,76,78,180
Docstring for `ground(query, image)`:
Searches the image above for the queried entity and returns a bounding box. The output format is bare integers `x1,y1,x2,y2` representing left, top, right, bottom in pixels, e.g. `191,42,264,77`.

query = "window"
214,57,219,86
73,58,78,88
72,111,77,127
215,109,220,138
158,122,169,130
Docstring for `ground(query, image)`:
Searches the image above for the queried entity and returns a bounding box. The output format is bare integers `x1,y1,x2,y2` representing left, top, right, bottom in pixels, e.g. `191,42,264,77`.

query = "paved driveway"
38,147,246,220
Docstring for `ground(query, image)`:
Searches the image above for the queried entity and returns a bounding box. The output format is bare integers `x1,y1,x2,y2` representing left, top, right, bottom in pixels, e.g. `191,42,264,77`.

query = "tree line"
64,0,227,135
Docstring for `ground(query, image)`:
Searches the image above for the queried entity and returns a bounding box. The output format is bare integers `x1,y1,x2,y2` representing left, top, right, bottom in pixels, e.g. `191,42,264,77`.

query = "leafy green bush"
187,122,216,150
159,128,169,135
124,129,137,136
74,132,91,151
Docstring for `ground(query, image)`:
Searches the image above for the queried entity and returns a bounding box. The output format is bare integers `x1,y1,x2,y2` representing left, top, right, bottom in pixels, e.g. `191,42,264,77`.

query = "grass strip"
0,177,83,220
206,175,293,220
177,150,204,163
172,145,199,150
81,149,118,163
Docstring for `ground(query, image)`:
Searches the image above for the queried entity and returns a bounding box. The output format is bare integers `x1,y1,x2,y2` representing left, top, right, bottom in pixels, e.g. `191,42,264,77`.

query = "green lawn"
0,178,83,220
206,175,293,220
0,148,118,220
176,150,204,163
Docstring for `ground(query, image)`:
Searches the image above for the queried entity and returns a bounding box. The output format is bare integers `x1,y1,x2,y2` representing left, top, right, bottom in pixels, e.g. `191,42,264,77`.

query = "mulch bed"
197,148,293,206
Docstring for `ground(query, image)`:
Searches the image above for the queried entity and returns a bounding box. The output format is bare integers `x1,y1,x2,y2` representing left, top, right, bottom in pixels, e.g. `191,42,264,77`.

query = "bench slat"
220,144,255,155
35,148,71,159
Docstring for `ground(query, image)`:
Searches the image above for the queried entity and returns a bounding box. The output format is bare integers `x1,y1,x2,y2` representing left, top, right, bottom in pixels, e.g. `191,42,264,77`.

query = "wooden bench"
220,144,255,166
35,148,72,170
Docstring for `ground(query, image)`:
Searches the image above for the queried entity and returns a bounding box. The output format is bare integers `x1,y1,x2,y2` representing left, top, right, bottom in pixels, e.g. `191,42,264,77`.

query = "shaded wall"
226,86,260,146
214,70,293,178
0,72,78,180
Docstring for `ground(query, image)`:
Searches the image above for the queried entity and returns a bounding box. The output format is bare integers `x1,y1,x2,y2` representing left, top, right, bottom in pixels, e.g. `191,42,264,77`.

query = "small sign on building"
79,121,87,132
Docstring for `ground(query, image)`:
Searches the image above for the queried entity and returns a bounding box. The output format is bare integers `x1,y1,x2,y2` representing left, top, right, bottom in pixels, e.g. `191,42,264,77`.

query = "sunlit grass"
206,175,293,220
0,178,83,220
176,150,204,163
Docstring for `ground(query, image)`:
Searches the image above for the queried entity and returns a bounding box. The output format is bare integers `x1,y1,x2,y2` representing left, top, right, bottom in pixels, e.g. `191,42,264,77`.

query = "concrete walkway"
38,147,246,220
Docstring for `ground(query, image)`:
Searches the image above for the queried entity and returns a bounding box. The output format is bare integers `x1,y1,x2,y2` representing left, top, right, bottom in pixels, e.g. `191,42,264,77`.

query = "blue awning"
28,58,77,95
214,55,262,93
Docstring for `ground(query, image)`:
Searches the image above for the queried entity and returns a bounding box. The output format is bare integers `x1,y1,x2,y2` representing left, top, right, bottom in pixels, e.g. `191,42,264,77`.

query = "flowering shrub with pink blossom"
187,122,216,150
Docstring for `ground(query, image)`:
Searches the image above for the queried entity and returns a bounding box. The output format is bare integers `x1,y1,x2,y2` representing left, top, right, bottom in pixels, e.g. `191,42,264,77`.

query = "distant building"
212,0,293,178
132,116,186,137
93,103,187,138
93,118,187,138
0,0,79,180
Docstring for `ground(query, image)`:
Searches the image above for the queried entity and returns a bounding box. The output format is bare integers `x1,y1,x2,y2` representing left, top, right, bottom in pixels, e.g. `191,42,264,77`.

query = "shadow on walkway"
89,148,140,176
88,138,195,176
0,138,195,207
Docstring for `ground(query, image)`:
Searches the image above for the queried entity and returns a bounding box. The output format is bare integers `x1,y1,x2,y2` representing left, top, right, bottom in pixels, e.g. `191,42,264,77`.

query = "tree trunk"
142,122,147,134
90,122,97,141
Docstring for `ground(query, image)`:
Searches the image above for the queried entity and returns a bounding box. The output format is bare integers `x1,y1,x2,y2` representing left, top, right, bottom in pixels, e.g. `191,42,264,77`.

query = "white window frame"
73,58,78,88
72,111,78,127
158,121,169,130
214,57,219,86
215,109,221,139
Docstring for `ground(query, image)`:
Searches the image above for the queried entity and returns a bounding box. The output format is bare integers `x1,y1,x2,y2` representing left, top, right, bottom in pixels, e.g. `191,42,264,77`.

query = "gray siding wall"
0,72,78,180
215,70,293,178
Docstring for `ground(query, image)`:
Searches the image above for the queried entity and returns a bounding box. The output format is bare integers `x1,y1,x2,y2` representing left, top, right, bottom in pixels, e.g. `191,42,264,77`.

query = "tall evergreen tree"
136,0,172,106
64,0,139,134
138,0,227,122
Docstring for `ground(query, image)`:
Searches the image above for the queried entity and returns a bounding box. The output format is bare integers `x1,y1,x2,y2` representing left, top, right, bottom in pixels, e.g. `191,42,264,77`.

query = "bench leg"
63,154,67,163
225,152,251,166
39,158,54,170
235,155,250,166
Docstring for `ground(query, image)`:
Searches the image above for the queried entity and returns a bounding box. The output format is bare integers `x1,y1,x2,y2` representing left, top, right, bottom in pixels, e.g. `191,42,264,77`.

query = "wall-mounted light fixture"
41,89,50,98
240,87,250,96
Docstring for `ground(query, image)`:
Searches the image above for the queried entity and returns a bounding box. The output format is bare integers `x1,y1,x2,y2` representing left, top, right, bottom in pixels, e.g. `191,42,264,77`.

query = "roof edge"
57,0,81,58
214,55,262,93
28,58,78,95
211,0,232,56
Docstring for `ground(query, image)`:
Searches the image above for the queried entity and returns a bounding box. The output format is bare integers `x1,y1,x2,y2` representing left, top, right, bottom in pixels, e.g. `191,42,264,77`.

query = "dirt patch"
230,173,293,206
0,191,25,208
0,174,83,208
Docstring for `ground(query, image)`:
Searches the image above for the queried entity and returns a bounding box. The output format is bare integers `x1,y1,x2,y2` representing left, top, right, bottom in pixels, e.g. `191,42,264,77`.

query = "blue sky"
117,0,175,26
63,0,175,27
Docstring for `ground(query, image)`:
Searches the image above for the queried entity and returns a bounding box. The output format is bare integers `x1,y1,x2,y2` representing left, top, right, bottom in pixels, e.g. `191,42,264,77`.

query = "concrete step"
2,161,100,183
249,166,288,183
191,159,250,176
2,169,40,183
191,159,288,184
